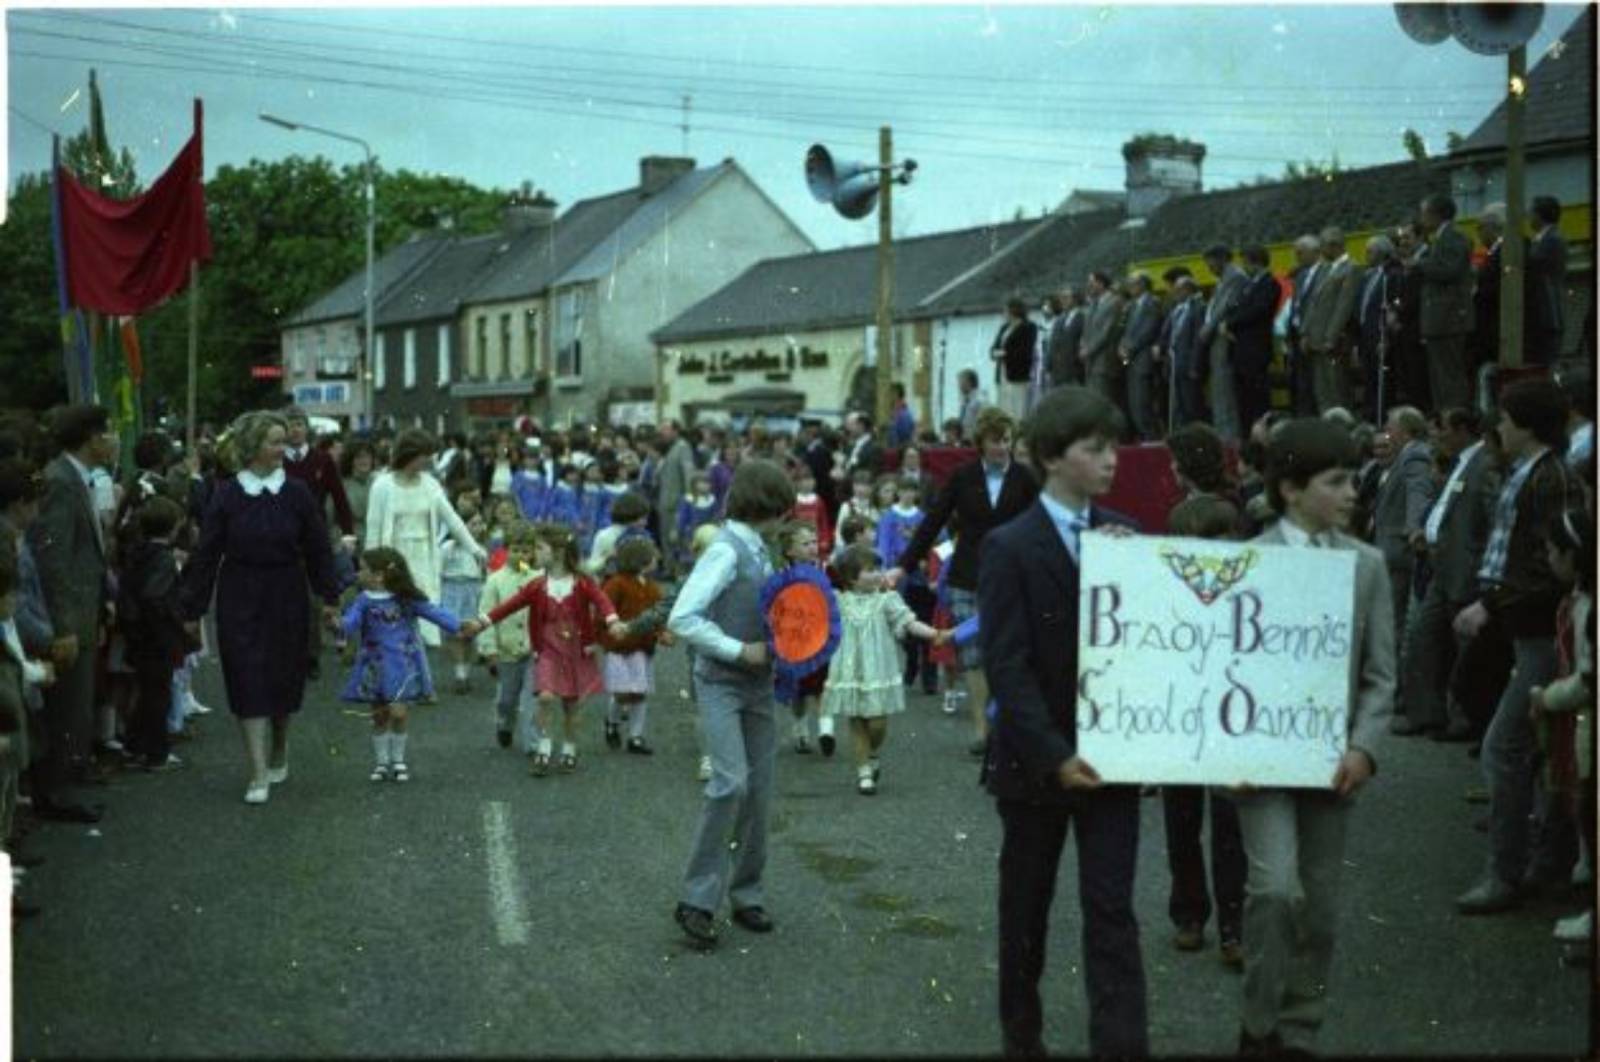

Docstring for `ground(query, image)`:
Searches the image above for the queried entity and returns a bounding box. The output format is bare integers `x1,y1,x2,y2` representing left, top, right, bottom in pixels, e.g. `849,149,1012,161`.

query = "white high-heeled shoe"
266,764,289,784
243,781,270,805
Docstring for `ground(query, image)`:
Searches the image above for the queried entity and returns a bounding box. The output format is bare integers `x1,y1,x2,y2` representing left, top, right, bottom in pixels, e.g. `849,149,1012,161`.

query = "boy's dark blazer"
978,497,1138,805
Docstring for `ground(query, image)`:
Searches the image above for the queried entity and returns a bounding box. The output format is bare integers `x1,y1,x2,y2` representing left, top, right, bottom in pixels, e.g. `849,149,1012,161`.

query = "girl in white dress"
364,430,488,648
822,543,950,795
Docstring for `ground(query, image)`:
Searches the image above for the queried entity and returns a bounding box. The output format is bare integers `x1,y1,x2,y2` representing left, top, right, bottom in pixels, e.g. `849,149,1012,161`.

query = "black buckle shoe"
731,906,774,933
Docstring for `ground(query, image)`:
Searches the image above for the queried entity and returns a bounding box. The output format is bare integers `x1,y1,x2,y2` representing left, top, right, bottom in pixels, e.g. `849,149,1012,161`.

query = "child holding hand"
465,525,627,776
822,544,950,795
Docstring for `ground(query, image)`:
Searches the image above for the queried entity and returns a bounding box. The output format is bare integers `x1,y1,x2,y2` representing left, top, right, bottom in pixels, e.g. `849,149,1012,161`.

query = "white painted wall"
551,168,815,425
931,313,1004,426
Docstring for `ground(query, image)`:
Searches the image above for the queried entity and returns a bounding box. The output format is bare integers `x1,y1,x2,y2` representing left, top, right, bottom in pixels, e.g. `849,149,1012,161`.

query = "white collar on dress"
237,467,287,496
365,590,393,600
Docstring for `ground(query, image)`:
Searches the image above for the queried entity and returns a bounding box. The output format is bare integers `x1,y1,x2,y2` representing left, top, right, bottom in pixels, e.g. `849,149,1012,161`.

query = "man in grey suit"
1235,418,1394,1056
1525,195,1567,366
1300,226,1362,415
655,419,699,575
1080,270,1125,408
1045,288,1086,389
27,405,118,823
1198,244,1248,441
1161,271,1208,429
1119,273,1165,440
1400,408,1500,738
1416,194,1475,412
1370,406,1438,729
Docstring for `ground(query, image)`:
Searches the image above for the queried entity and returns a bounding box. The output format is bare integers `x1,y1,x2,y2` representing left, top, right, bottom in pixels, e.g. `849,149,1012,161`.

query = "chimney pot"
640,155,696,196
1122,135,1205,219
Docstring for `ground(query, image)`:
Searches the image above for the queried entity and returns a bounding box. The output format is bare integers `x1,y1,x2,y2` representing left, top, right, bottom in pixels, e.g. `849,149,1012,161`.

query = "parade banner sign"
1075,533,1356,788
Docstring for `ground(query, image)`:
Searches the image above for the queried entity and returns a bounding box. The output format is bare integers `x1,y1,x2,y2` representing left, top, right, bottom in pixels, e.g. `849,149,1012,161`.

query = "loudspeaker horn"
804,144,882,220
1446,1,1544,55
1395,3,1454,44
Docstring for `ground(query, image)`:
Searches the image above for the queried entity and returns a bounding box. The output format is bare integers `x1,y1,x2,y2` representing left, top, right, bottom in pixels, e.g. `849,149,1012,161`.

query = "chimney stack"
1121,135,1205,220
639,156,696,197
503,182,558,233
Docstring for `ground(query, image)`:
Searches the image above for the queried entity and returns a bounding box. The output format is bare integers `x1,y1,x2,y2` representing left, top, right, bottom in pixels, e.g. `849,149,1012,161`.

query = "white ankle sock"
537,737,553,756
560,741,577,757
819,714,835,737
391,733,409,763
373,733,391,765
628,701,650,741
606,697,621,725
454,663,468,680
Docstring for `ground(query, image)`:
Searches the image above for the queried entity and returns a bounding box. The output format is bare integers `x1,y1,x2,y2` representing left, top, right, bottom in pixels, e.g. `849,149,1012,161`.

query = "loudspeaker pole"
1499,45,1527,369
875,125,894,428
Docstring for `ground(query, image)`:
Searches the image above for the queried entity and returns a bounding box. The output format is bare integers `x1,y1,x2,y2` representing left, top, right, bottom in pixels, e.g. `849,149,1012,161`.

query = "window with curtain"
555,288,584,379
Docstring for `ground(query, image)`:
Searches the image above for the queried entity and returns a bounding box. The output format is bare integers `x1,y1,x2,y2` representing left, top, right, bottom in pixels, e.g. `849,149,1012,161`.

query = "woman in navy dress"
181,411,341,805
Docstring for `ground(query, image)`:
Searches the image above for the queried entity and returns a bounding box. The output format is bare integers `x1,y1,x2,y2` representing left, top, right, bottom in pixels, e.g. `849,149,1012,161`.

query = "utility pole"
875,125,894,428
1499,46,1527,370
681,95,692,156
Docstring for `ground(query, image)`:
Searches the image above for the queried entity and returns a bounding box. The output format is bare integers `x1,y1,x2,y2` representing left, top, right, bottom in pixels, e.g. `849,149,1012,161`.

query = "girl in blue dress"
341,547,465,783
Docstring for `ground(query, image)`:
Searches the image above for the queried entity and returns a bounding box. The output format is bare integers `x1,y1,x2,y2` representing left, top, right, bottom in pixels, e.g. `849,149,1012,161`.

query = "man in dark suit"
1525,195,1568,366
1222,245,1281,437
1046,288,1086,389
1285,235,1323,416
839,412,883,479
26,406,117,824
282,408,355,679
1161,271,1208,429
887,406,1037,757
1120,274,1165,441
1387,222,1431,412
1417,194,1475,413
977,386,1145,1058
1469,205,1504,372
991,298,1039,421
1355,235,1398,424
1402,408,1500,738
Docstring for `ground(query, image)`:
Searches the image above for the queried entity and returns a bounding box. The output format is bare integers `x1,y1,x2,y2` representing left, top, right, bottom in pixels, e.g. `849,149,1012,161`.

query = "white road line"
483,801,531,946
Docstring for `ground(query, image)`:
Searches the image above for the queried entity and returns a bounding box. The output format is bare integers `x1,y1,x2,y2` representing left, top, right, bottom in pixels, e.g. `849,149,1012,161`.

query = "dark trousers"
129,652,175,763
39,634,97,807
1161,786,1246,941
1233,363,1272,440
997,791,1148,1058
902,583,938,692
1451,612,1514,738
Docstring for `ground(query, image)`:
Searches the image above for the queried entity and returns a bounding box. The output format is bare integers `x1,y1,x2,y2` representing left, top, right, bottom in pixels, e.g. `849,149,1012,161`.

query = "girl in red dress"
469,525,627,776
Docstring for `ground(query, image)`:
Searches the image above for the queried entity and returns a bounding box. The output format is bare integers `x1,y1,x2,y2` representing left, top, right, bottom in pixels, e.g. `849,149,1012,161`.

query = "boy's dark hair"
1168,494,1239,540
613,535,658,576
609,491,650,525
51,405,110,453
1499,378,1570,450
973,406,1016,446
1167,422,1229,494
135,495,185,540
1025,386,1125,467
1264,418,1358,515
838,515,869,546
1440,407,1481,435
1241,244,1270,267
0,459,43,510
725,459,796,523
361,547,426,602
832,543,881,589
1531,195,1561,227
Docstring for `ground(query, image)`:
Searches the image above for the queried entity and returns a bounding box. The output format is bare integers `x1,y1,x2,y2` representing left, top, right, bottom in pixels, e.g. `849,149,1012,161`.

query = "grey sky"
6,4,1585,250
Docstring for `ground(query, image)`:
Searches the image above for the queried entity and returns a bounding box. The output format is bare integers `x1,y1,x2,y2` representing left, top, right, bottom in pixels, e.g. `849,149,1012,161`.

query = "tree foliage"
2,150,508,423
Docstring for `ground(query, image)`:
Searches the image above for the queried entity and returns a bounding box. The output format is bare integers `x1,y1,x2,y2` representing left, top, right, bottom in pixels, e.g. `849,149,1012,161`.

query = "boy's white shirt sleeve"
666,540,744,663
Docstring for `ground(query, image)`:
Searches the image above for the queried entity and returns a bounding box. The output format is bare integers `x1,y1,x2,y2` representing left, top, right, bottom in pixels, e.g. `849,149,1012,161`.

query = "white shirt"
1278,516,1333,549
284,445,310,464
1424,441,1484,546
667,519,771,664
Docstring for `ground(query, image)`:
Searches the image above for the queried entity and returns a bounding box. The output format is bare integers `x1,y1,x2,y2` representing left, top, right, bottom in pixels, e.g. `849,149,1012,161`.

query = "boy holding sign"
977,386,1145,1058
1235,418,1395,1056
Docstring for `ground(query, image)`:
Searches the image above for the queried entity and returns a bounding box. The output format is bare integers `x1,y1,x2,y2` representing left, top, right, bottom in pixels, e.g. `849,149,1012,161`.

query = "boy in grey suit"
1235,418,1395,1056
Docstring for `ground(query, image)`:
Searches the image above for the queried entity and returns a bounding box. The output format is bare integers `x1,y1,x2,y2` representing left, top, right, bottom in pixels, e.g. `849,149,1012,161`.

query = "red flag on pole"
56,100,212,315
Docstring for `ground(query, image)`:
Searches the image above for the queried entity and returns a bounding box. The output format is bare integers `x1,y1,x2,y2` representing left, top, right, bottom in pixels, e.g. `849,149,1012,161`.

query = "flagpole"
48,135,77,402
187,262,199,455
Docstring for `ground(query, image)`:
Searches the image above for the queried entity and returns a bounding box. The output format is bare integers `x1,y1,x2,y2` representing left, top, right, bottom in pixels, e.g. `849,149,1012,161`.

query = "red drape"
57,105,211,315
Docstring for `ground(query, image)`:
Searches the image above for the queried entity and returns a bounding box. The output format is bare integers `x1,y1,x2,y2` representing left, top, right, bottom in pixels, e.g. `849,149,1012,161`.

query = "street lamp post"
260,113,376,430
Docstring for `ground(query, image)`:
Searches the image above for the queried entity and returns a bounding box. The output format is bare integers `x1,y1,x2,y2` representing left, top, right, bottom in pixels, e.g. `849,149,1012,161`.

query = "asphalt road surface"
15,641,1593,1057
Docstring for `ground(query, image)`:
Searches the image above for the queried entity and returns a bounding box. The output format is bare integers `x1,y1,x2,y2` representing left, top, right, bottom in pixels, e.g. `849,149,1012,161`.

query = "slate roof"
918,159,1451,317
284,234,448,327
464,187,661,305
557,163,731,286
651,219,1038,343
1454,6,1594,156
374,231,510,327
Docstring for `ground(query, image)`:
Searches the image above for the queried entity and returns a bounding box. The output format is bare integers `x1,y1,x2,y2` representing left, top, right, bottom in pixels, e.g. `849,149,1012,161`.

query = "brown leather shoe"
1174,924,1205,951
1220,939,1244,969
